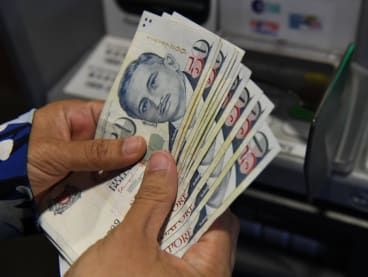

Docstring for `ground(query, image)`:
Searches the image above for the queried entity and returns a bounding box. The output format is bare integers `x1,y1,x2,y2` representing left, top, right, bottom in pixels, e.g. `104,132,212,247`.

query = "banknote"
168,70,257,220
95,11,221,152
167,14,244,162
40,163,146,263
161,85,273,241
162,125,281,255
177,65,252,178
175,60,242,172
174,64,243,197
183,81,271,198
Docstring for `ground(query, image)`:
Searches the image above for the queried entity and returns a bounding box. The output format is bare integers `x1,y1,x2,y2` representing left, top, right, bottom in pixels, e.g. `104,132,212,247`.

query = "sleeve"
0,109,38,239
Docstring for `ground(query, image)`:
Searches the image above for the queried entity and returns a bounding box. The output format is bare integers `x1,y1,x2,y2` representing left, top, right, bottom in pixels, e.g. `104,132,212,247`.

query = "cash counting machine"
1,0,368,276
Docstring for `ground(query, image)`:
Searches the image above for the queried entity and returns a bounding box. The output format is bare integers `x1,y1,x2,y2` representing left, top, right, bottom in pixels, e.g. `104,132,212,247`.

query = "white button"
0,123,8,132
0,139,14,161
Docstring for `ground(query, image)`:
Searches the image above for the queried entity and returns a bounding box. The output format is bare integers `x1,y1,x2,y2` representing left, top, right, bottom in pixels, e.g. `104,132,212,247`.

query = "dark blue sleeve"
0,110,38,239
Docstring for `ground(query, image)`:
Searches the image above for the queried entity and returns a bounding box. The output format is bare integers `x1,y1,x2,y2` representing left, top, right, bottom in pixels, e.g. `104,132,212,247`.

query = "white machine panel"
64,36,130,100
219,0,361,63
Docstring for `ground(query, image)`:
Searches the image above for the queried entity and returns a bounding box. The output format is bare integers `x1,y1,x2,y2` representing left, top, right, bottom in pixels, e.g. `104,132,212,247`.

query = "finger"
205,210,239,269
55,136,146,171
85,100,104,119
183,210,239,275
31,100,105,141
121,151,178,242
66,100,105,140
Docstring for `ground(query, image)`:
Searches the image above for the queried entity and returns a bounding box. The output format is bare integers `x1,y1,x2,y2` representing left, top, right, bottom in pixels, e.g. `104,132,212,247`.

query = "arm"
0,110,36,238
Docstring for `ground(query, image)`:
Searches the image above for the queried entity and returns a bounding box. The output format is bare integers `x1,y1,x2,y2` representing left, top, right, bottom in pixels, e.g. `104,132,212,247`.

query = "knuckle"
87,140,110,164
136,175,171,203
230,211,240,232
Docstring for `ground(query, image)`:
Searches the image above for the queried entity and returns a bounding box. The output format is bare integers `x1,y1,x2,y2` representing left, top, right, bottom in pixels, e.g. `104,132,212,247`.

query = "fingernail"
122,136,141,155
148,152,170,171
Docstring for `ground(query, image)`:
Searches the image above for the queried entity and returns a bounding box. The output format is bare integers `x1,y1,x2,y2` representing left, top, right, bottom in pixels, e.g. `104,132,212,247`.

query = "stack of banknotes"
39,11,281,264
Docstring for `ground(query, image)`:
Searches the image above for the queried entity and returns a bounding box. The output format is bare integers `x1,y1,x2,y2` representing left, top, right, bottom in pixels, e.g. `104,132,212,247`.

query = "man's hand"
66,151,239,277
27,100,146,200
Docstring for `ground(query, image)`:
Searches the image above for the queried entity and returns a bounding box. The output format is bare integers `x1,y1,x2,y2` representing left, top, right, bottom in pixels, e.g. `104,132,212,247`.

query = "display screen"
114,0,210,24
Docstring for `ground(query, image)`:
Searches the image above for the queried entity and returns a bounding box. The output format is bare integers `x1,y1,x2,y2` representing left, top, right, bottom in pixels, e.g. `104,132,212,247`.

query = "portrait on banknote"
98,35,215,153
118,52,188,124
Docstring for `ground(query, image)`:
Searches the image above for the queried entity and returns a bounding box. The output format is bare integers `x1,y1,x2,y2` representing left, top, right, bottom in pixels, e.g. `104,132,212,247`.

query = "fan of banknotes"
39,11,281,264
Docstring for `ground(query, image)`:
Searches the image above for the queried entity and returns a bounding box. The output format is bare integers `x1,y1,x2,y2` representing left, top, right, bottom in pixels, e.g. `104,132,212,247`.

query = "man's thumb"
122,151,178,242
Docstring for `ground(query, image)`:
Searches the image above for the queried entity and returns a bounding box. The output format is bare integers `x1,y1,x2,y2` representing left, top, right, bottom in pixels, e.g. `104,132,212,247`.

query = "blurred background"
1,0,368,276
0,39,27,121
